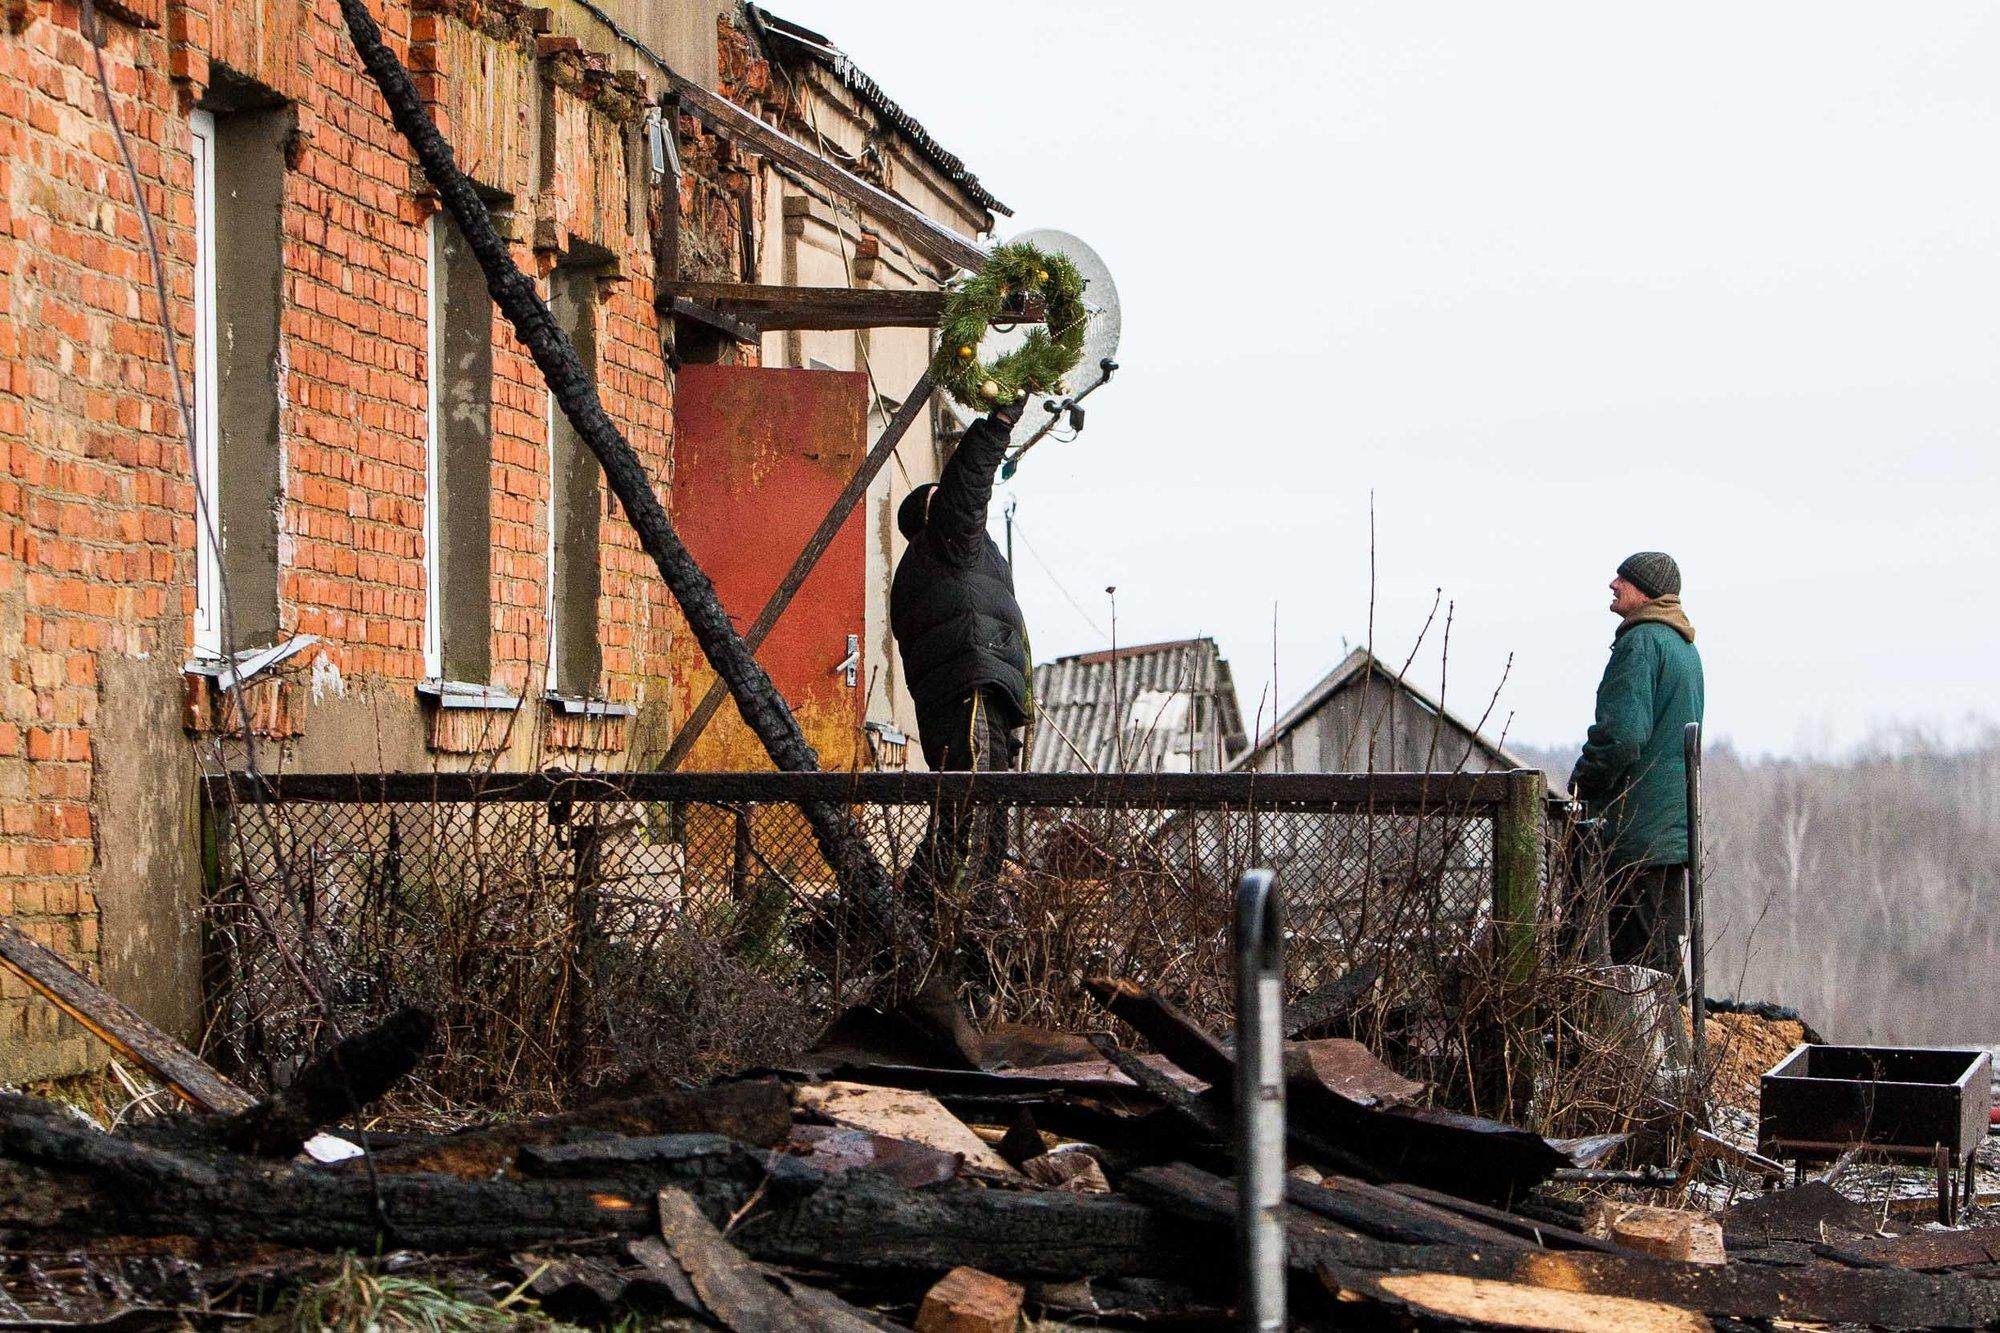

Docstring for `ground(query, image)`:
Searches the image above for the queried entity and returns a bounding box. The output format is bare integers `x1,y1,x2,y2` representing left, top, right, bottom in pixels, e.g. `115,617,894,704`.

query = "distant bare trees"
1523,729,2000,1044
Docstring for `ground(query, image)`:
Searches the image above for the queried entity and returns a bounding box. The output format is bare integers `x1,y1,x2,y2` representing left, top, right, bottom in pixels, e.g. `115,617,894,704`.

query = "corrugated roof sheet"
748,6,1011,217
1029,638,1248,773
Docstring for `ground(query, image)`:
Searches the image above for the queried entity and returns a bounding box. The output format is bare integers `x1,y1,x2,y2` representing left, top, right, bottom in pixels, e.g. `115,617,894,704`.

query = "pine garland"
931,242,1088,410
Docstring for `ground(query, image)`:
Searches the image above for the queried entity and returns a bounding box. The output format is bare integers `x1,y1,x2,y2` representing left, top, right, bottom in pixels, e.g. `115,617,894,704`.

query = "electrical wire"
1009,517,1107,639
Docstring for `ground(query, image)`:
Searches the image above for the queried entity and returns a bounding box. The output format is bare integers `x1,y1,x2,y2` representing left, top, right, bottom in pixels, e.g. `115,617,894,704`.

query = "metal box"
1759,1044,1991,1222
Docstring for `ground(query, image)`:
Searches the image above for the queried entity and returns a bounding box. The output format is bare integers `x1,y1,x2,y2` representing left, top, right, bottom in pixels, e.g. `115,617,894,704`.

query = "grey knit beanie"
1617,551,1680,599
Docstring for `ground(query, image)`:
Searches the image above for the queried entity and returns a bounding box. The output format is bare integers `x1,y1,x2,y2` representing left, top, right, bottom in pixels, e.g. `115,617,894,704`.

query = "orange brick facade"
0,0,724,1076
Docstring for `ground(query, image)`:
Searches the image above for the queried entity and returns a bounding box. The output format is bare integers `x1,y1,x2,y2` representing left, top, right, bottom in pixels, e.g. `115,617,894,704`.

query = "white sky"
772,1,2000,756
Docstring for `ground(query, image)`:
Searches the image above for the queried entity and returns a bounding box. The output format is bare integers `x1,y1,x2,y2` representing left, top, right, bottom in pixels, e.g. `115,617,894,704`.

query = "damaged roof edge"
746,4,1013,218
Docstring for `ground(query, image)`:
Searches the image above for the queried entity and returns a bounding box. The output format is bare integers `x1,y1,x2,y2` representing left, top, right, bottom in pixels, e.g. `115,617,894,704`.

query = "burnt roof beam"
660,281,1042,332
663,73,989,275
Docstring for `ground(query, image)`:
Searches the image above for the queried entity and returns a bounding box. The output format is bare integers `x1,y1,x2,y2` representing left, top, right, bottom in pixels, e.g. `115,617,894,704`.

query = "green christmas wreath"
930,242,1089,410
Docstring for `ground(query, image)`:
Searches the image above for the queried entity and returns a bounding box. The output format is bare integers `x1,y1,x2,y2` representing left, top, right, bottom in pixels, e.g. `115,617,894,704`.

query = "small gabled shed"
1236,647,1564,797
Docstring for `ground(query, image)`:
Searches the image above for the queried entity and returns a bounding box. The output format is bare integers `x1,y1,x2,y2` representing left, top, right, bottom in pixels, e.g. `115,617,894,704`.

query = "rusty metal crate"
1759,1044,1992,1223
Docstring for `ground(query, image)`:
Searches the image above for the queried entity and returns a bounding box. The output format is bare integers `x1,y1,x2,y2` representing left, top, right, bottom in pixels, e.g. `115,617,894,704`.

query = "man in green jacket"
1569,551,1705,992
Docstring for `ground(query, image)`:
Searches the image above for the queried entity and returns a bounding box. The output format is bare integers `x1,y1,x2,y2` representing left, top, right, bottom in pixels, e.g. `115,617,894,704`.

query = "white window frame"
544,377,558,691
422,214,443,680
189,110,223,659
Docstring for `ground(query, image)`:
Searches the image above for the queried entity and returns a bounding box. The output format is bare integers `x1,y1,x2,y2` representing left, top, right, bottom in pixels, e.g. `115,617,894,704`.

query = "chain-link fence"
201,770,1544,1110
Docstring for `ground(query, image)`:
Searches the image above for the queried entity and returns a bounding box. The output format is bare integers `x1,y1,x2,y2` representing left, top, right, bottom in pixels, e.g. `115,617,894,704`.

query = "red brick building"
0,0,1000,1077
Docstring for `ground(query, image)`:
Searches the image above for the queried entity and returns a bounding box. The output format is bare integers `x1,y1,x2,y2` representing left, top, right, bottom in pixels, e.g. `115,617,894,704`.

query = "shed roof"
1029,638,1248,773
1232,646,1565,795
747,6,1011,217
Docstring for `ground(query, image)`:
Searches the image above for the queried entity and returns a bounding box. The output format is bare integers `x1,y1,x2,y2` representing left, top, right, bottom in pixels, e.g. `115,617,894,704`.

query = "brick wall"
0,0,685,1077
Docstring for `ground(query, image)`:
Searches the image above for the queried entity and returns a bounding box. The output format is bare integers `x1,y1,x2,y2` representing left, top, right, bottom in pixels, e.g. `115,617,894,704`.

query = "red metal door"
669,365,868,771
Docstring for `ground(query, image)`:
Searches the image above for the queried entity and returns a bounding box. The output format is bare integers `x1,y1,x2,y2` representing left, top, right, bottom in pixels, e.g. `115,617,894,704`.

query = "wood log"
735,1171,1203,1280
219,1006,433,1156
0,1093,778,1251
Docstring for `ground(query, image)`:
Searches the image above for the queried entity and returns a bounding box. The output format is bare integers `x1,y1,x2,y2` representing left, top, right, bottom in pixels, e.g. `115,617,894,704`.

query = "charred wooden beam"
1283,962,1381,1038
331,0,918,968
662,283,1043,332
0,922,254,1114
219,1006,433,1157
735,1170,1203,1281
357,1079,793,1177
1134,1163,2000,1329
661,77,988,274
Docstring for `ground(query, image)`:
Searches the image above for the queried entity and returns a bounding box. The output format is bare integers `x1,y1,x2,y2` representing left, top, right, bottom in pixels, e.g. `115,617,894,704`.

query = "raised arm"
923,404,1021,566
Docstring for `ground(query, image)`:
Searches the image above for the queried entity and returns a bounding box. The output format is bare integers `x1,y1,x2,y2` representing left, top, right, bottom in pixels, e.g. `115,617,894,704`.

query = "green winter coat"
1569,597,1705,868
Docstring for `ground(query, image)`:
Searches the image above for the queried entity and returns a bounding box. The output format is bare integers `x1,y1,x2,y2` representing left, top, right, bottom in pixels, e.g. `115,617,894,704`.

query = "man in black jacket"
889,398,1029,956
890,399,1031,773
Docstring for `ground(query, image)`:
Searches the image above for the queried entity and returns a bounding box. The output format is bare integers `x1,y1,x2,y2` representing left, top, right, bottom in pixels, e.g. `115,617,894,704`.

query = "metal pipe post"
1235,868,1285,1333
1683,722,1707,1080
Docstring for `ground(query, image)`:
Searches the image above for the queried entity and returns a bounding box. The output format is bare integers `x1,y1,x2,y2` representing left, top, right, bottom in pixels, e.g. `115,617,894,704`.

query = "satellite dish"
943,228,1122,432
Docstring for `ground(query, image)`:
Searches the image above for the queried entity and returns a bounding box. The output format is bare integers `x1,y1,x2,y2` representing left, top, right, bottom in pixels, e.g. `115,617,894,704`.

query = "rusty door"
669,365,869,771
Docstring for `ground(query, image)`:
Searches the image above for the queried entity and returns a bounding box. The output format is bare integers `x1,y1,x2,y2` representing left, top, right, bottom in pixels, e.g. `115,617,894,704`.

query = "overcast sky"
774,1,2000,756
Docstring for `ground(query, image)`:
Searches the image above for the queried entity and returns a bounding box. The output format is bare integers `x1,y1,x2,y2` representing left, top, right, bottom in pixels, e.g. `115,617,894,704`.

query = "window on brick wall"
190,110,222,659
545,258,604,699
424,211,494,684
189,91,289,662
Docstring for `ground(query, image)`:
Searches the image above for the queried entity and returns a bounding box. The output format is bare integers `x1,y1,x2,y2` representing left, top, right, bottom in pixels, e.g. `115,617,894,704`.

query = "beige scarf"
1619,593,1695,643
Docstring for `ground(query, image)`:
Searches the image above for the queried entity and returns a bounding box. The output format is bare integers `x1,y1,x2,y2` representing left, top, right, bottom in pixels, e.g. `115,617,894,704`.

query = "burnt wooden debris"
0,920,256,1114
11,994,1999,1330
660,283,1044,333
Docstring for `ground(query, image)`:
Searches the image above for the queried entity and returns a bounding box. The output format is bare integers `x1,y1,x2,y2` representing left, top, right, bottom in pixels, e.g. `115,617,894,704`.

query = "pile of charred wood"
6,975,2000,1331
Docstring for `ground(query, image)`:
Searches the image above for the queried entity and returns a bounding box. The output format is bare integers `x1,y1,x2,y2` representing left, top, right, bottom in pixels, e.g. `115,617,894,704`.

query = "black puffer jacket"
890,413,1030,724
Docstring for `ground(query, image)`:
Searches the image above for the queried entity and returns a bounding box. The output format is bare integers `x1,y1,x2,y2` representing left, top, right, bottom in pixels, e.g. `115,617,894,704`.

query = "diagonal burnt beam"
334,0,918,964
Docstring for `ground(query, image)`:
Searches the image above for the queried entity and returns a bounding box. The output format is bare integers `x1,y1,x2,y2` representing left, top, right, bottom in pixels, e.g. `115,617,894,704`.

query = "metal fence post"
1683,722,1707,1082
1235,868,1285,1333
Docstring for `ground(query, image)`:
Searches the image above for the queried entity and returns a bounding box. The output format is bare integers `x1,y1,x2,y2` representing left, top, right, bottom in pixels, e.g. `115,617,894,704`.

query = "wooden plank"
0,921,254,1114
664,75,988,274
665,283,1043,332
792,1081,1020,1178
655,1187,816,1333
1326,1266,1709,1333
205,768,1523,812
1132,1164,2000,1328
668,297,759,343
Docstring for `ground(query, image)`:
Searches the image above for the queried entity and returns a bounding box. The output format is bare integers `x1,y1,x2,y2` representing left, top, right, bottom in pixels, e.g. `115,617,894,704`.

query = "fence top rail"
202,768,1539,812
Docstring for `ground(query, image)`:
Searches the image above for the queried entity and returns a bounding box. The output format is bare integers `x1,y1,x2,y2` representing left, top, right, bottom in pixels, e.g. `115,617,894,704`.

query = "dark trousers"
1607,862,1688,1000
906,688,1020,964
